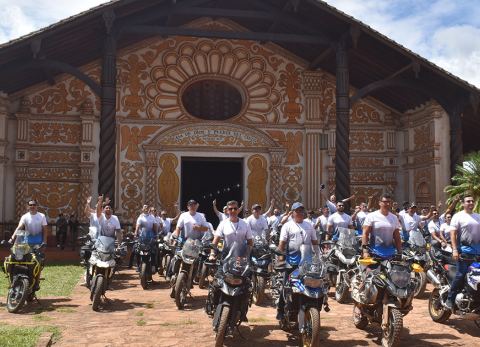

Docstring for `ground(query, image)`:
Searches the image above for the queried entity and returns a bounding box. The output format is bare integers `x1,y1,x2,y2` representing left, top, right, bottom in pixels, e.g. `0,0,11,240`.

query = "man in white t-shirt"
352,202,369,235
321,190,356,214
246,203,269,239
210,200,253,255
98,203,122,241
362,193,402,259
11,199,48,246
326,201,354,241
135,204,158,240
446,195,480,309
439,213,453,243
173,199,209,240
428,209,446,248
399,202,432,241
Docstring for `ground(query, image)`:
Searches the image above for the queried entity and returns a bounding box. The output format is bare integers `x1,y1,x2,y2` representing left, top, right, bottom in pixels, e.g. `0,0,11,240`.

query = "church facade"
0,2,476,223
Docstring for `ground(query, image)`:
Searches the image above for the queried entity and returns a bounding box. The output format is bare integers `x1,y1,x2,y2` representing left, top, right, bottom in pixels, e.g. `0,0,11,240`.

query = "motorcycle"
404,229,429,297
158,234,174,279
351,252,421,347
170,238,202,309
1,231,45,313
89,235,116,311
251,233,272,305
197,231,215,289
205,242,253,347
324,227,359,303
427,248,480,327
275,244,329,347
78,234,94,288
136,237,157,289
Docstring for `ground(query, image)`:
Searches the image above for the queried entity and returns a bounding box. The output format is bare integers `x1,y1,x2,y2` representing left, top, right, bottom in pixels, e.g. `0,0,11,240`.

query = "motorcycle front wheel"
198,263,209,289
7,277,29,313
428,288,451,323
413,271,427,298
175,272,188,309
252,275,266,305
299,307,321,347
335,276,349,304
163,254,172,280
140,263,149,290
215,305,230,347
381,307,402,347
91,275,104,312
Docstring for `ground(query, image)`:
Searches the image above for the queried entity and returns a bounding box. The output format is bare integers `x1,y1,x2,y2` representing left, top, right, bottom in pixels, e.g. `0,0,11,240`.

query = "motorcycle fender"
213,302,231,331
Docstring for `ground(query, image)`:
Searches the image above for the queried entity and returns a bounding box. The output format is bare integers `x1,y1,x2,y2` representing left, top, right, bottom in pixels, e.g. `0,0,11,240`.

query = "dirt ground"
0,268,479,347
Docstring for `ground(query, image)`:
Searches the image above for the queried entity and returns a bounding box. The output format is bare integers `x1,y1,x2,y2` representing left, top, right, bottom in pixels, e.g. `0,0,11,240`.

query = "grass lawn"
0,325,60,347
0,263,83,298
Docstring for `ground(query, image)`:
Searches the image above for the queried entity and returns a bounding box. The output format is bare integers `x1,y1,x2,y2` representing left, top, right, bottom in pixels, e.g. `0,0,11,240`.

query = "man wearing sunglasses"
158,204,180,237
210,200,253,259
326,201,354,241
10,199,48,246
445,195,480,310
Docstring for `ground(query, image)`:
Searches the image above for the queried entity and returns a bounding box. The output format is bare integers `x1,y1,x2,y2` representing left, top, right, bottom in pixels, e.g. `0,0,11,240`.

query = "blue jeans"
447,259,473,302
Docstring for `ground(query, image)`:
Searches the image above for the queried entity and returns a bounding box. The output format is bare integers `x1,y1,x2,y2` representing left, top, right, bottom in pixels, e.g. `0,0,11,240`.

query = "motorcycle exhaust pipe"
426,269,441,287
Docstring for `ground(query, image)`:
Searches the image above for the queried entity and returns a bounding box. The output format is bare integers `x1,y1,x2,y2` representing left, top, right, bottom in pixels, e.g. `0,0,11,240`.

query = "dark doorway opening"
181,157,243,227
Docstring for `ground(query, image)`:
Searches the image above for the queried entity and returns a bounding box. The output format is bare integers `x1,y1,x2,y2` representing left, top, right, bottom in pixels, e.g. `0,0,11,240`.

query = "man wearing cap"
276,202,319,320
326,201,354,241
173,200,209,240
246,203,269,239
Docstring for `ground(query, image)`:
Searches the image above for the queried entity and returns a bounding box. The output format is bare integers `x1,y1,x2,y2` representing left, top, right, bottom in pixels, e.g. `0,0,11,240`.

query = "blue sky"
1,0,479,87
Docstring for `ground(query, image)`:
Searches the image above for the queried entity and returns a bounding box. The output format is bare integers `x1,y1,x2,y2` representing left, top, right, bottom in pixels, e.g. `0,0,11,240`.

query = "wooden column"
334,39,351,201
98,10,117,204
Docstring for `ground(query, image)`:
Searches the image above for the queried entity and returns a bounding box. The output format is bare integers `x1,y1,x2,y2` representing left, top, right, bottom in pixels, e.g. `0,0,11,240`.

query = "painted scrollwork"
120,162,144,222
28,182,79,219
30,123,82,144
350,132,384,151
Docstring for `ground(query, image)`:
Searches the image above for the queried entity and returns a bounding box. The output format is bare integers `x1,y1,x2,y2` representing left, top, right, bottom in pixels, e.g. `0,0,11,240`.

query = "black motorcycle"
136,237,157,290
89,236,116,311
273,244,329,347
351,253,421,347
251,234,272,305
427,249,480,327
79,234,94,288
205,242,252,347
1,232,45,313
197,231,215,289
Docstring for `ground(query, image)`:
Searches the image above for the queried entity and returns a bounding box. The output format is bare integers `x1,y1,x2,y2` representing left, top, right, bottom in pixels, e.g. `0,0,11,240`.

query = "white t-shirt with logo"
280,220,317,254
363,210,400,247
246,214,269,238
19,212,47,235
215,218,253,248
177,212,208,240
99,214,121,238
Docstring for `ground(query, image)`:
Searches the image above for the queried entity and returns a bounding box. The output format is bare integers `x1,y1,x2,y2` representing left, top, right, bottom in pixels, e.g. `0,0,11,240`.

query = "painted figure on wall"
158,153,180,215
247,155,268,208
120,125,158,161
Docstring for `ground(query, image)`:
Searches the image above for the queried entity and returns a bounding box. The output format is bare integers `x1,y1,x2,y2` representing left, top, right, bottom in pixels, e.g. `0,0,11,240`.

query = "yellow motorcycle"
1,231,45,313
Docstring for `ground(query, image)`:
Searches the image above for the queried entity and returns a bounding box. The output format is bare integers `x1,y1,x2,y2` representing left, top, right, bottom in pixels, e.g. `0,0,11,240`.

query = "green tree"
444,151,480,212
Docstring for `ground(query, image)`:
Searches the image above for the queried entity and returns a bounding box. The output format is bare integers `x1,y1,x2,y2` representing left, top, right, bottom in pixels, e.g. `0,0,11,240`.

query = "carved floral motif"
279,63,303,123
351,102,382,123
350,132,384,151
121,162,144,222
350,158,384,169
30,151,81,163
28,182,79,219
414,124,434,150
282,167,303,205
30,123,81,144
118,54,148,117
28,168,80,180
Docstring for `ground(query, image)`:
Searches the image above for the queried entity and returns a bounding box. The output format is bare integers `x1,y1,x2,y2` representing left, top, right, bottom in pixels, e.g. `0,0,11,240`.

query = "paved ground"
0,268,478,347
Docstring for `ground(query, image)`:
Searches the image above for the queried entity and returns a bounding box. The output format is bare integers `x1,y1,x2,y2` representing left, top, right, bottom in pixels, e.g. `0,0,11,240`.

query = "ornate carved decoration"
319,78,335,123
279,63,303,123
120,125,159,161
15,167,28,218
351,102,382,123
350,157,384,169
28,168,80,181
414,168,433,203
149,123,277,149
282,167,303,205
157,154,179,216
145,151,158,207
350,132,384,151
30,123,81,144
414,124,434,150
120,162,144,222
350,171,384,184
266,130,303,165
142,39,285,123
118,54,148,117
269,149,285,208
247,155,268,209
30,151,81,163
28,182,79,219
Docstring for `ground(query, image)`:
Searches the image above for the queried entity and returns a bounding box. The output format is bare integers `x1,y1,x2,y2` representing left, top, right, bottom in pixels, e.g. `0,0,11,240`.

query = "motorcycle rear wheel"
92,275,104,312
198,263,209,289
175,272,188,310
253,275,266,305
428,288,451,323
7,277,29,313
381,307,402,347
299,307,321,347
215,305,230,347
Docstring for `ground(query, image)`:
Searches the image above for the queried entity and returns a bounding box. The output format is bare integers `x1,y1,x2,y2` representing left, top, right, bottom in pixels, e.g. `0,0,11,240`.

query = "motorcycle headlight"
389,269,410,288
304,276,323,288
224,273,243,286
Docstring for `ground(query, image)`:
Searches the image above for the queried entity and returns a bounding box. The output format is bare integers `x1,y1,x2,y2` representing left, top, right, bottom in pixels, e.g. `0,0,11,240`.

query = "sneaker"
445,299,453,310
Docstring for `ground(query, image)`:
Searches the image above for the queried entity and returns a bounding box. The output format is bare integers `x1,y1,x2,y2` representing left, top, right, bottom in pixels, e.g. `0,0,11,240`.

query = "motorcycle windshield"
222,241,251,276
336,227,357,249
95,236,115,253
201,230,214,245
298,244,324,277
408,229,426,247
182,238,202,258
